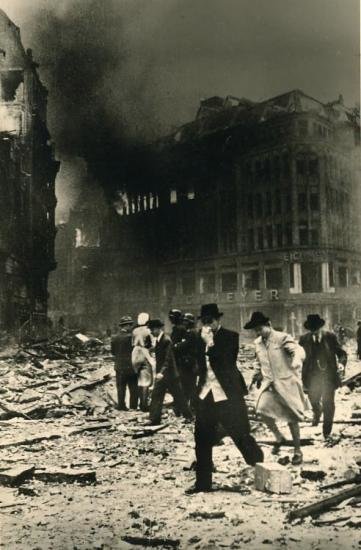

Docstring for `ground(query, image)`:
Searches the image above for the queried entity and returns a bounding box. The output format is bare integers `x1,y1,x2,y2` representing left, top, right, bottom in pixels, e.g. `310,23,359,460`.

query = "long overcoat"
254,329,308,421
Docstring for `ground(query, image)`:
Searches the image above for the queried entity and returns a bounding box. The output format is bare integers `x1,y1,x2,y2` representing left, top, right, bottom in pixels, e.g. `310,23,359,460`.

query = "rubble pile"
0,339,360,548
0,333,115,421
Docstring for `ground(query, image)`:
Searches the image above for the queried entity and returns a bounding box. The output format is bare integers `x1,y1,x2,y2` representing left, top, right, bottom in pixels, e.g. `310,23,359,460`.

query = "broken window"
200,272,216,294
247,195,254,218
276,224,283,247
301,263,322,293
298,120,308,137
255,194,262,217
164,274,177,297
221,272,238,292
0,70,24,102
338,265,348,287
265,267,283,289
298,193,307,212
181,272,195,295
274,189,281,214
299,223,309,246
309,158,319,177
310,229,319,245
310,193,320,211
266,225,273,248
285,223,293,245
328,262,335,287
265,192,272,216
243,269,260,290
297,158,306,176
248,228,254,250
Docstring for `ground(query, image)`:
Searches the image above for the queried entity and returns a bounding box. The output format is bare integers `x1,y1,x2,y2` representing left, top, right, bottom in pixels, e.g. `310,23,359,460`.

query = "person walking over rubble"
245,311,307,465
111,316,138,411
173,313,199,413
187,303,264,494
132,312,155,412
147,319,192,425
356,321,361,360
300,314,347,441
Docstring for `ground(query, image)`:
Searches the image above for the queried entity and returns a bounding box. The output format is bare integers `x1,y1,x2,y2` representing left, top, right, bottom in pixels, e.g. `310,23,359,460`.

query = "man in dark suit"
173,312,199,413
188,303,264,494
299,314,347,440
111,316,138,411
148,319,192,425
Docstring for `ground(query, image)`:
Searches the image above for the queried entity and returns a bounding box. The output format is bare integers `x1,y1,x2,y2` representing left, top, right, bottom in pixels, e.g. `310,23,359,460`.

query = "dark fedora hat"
244,311,270,330
147,318,164,329
199,303,223,320
304,314,325,331
119,316,134,326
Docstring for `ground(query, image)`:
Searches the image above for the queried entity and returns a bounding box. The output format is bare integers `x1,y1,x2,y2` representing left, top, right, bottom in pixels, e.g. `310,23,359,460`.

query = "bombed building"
52,89,360,335
0,10,59,333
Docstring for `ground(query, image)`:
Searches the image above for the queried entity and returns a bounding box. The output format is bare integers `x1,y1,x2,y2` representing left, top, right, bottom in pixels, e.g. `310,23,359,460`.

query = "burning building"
0,10,59,333
53,89,360,336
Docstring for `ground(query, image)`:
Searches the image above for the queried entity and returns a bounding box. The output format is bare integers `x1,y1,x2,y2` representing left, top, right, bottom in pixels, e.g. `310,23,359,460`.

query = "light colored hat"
137,312,149,326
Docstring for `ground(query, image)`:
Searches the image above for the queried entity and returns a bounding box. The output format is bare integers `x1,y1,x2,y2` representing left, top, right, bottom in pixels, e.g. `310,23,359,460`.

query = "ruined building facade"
53,90,360,336
0,11,59,331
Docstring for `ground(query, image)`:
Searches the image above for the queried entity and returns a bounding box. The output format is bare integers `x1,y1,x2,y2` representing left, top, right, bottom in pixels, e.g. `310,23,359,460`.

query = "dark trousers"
149,375,191,424
179,369,197,411
115,369,138,410
308,375,336,437
357,340,361,360
195,393,264,490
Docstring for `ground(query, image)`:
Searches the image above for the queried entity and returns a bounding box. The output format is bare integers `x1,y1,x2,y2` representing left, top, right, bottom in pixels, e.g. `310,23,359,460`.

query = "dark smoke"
27,0,172,200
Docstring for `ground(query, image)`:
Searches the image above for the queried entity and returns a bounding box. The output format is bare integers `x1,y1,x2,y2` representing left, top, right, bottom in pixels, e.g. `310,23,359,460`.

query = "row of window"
246,224,319,250
162,262,357,296
246,190,320,219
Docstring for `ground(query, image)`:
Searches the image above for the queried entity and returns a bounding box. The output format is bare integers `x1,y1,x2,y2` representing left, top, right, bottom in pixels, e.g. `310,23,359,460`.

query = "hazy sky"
0,0,359,219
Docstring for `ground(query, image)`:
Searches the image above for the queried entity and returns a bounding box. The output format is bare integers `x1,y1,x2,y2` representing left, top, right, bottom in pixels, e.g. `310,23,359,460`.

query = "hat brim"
304,319,325,330
244,317,269,330
198,312,223,320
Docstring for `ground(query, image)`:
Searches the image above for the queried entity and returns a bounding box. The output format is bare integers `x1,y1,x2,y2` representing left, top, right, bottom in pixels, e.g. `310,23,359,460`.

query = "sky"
0,0,359,220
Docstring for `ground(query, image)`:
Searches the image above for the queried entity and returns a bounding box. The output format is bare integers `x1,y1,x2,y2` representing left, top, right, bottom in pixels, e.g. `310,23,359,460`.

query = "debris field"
0,337,360,549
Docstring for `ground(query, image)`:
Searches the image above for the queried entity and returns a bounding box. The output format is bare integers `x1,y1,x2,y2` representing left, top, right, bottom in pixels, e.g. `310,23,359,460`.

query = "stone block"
254,462,292,494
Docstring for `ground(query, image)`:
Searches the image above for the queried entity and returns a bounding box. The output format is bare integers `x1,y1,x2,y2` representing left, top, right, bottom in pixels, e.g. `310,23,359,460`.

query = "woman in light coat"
245,312,308,465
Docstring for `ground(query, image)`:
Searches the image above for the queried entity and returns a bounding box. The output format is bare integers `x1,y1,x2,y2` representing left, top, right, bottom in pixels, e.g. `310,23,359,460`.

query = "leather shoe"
185,485,212,495
291,450,303,465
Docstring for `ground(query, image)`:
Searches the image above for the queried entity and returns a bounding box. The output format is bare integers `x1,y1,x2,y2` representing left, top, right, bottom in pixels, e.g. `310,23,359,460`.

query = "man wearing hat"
111,316,138,411
190,303,263,493
245,311,307,465
147,319,192,425
300,314,347,439
356,321,361,360
173,313,199,412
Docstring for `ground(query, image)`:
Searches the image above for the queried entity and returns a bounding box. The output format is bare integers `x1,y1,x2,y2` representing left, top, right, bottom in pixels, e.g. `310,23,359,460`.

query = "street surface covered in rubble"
0,337,360,549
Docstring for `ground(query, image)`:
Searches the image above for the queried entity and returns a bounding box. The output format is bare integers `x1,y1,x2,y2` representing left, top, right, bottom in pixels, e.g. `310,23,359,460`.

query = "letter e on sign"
255,290,262,302
270,290,279,301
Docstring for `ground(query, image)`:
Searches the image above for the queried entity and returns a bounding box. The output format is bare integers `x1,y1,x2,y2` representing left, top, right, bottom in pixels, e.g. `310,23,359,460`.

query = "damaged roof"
159,89,359,147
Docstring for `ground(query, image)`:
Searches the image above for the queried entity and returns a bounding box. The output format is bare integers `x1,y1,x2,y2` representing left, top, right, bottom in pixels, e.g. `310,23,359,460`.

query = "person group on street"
111,304,350,493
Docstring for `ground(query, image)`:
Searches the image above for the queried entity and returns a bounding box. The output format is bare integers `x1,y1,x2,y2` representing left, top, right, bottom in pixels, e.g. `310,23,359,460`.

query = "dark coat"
173,328,199,373
155,333,179,379
299,331,347,389
111,332,134,375
197,326,248,399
